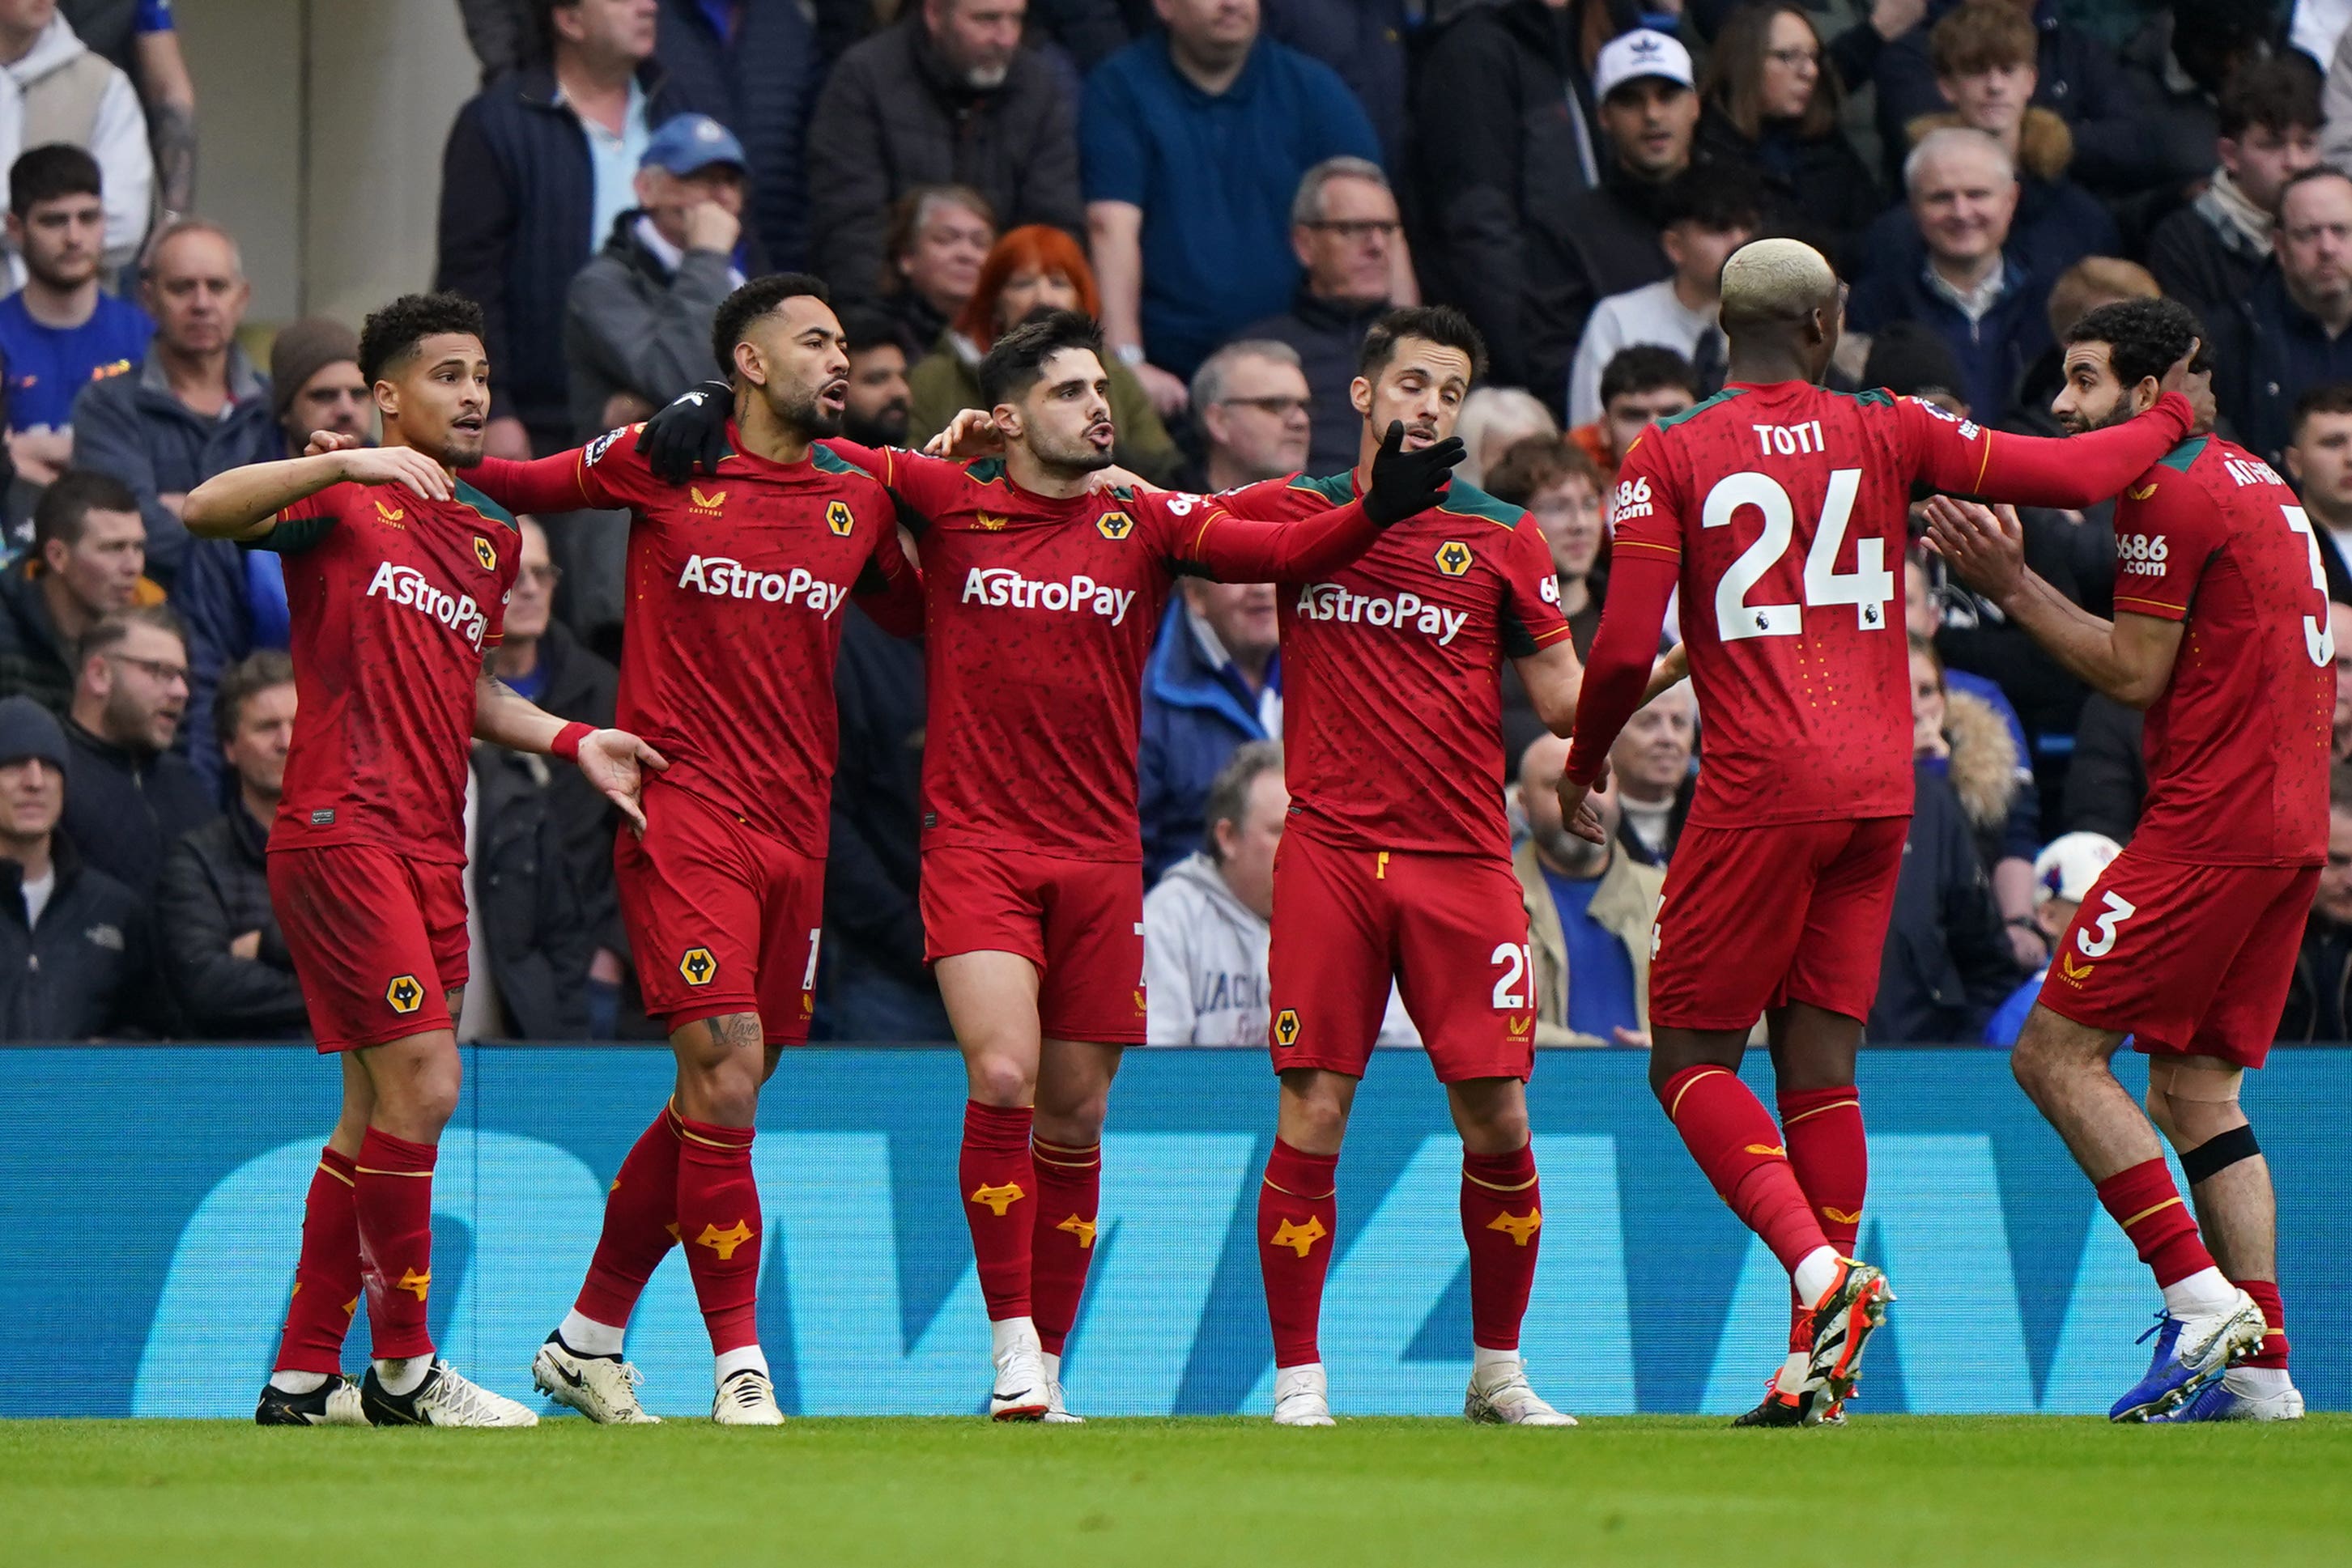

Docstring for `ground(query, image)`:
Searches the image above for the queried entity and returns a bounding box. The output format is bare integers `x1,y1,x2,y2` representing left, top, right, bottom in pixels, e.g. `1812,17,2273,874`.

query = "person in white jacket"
0,3,153,288
1143,739,1416,1047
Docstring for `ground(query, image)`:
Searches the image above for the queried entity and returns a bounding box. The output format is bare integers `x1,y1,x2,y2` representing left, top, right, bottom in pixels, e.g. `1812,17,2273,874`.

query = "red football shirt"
469,428,919,854
830,442,1383,860
263,477,519,865
1565,381,2197,826
2108,435,2333,865
1220,470,1572,857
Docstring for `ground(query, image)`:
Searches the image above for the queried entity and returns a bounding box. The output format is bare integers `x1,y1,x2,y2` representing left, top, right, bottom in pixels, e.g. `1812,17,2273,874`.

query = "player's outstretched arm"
472,671,670,831
636,380,733,482
1922,497,2184,708
1558,552,1678,835
1180,423,1461,580
184,448,454,541
1908,346,2211,508
466,452,598,516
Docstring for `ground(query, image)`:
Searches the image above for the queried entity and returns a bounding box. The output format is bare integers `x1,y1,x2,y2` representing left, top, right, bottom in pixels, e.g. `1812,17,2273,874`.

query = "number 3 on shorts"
1490,941,1535,1009
2075,890,2137,959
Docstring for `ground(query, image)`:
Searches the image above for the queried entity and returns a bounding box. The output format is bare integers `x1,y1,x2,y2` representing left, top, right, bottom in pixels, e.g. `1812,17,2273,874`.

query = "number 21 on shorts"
1490,941,1536,1009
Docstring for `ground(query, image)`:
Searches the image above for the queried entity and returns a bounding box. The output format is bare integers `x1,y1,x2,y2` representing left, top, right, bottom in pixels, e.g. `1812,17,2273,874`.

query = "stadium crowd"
2,0,2350,1047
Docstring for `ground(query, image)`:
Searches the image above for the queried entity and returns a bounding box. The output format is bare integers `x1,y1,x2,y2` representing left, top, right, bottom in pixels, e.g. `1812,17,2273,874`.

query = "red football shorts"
921,843,1146,1044
1648,816,1909,1032
616,780,824,1045
268,843,469,1053
2037,850,2317,1070
1265,834,1536,1083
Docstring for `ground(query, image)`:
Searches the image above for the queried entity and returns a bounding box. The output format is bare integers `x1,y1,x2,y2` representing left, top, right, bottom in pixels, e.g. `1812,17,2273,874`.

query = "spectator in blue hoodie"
1138,576,1281,882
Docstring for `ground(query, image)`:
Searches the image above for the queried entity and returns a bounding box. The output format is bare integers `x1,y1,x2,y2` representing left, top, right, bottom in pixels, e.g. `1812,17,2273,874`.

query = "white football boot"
989,1327,1050,1421
1040,1353,1083,1424
533,1335,659,1424
711,1368,785,1426
361,1360,539,1427
1272,1362,1336,1426
1464,1356,1577,1426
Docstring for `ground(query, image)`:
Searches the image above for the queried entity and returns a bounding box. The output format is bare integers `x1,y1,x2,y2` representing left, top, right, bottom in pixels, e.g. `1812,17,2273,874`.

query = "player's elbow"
2111,668,2168,712
1531,681,1579,737
180,482,241,538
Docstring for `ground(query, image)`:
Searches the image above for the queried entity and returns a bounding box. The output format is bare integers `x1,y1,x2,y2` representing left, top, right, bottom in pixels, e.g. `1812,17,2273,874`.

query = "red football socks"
1030,1136,1101,1357
274,1145,361,1376
1779,1086,1866,1349
961,1101,1036,1320
2095,1158,2217,1289
2238,1278,2289,1370
1259,1138,1339,1368
1659,1065,1830,1276
674,1115,762,1354
1461,1142,1542,1353
353,1127,438,1362
573,1104,686,1330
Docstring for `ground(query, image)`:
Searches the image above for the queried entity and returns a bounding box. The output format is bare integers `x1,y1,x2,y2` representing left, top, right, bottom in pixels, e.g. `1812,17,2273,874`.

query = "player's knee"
966,1052,1035,1107
2142,1083,2180,1144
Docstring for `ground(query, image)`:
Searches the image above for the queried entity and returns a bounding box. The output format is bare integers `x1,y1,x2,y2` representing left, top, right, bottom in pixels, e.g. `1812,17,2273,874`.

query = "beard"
845,397,910,448
1534,822,1607,876
1028,424,1116,478
771,381,844,440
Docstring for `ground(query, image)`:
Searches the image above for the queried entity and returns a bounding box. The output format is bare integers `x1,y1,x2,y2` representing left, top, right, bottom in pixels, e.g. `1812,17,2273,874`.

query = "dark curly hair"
710,272,831,380
2061,296,2205,391
977,308,1105,407
357,291,485,385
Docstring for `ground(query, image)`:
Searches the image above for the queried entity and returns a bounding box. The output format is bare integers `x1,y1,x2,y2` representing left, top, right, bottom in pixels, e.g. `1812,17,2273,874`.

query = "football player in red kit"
454,274,925,1426
1926,296,2319,1423
635,308,1457,1421
1559,240,2208,1425
186,293,661,1428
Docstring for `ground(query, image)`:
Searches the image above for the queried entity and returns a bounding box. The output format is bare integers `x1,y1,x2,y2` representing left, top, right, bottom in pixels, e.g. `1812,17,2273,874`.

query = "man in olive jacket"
1514,733,1664,1047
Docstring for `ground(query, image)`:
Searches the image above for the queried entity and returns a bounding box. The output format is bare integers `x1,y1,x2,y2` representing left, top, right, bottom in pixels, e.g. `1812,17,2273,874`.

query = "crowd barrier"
3,1045,2343,1418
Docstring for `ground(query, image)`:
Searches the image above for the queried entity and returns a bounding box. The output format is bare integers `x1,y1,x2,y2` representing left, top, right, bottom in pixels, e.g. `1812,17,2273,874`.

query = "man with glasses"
1189,339,1313,494
58,605,214,905
1231,157,1401,474
2214,168,2352,470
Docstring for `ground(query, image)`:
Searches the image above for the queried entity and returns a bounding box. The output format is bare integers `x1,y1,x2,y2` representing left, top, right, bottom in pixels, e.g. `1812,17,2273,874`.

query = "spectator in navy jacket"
2212,168,2352,472
436,0,712,456
60,606,213,906
2146,53,2321,338
1082,0,1384,407
1139,576,1280,881
1848,127,2049,421
653,0,827,272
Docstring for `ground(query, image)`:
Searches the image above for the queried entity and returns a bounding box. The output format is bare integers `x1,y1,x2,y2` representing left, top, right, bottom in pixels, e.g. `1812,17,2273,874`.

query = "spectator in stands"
840,308,912,447
1570,344,1696,491
2063,691,2143,843
1904,550,2031,774
1847,128,2048,422
1514,733,1661,1045
61,603,208,901
1565,164,1754,427
467,750,595,1042
1872,0,2153,199
652,0,826,272
177,317,362,797
1082,0,1384,406
827,606,950,1041
1186,339,1311,492
2279,763,2352,1041
480,516,625,1036
1265,0,1406,165
2148,55,2321,337
905,222,1178,480
810,0,1082,318
0,146,149,489
2005,256,2158,437
1693,3,1880,257
0,693,146,1039
1913,631,2041,968
2287,384,2352,575
2213,168,2352,471
155,650,307,1039
1143,740,1414,1045
564,113,747,439
1870,636,2014,1043
69,219,272,586
1980,829,2119,1047
1610,678,1694,867
0,469,143,714
436,0,710,457
2335,602,2352,764
878,182,994,362
1139,573,1280,881
1869,0,2115,288
57,0,194,219
1538,31,1702,418
1453,386,1556,491
0,2,152,285
1227,157,1398,477
1486,435,1607,657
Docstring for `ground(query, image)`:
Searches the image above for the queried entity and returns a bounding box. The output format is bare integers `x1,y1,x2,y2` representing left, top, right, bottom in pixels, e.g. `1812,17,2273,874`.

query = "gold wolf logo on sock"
696,1219,754,1260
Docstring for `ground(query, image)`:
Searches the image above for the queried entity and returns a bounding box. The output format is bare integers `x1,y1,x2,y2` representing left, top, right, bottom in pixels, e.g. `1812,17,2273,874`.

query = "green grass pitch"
7,1415,2349,1566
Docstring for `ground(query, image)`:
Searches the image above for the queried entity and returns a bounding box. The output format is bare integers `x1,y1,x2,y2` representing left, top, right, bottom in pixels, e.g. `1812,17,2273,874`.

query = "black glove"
1362,420,1465,527
634,380,733,483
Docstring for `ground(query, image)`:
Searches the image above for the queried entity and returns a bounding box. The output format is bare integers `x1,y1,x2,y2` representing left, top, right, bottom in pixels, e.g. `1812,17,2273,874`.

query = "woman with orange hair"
908,224,1180,482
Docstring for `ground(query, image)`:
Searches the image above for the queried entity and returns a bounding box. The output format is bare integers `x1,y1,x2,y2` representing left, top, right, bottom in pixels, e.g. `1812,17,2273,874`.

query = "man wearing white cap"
1982,831,2122,1047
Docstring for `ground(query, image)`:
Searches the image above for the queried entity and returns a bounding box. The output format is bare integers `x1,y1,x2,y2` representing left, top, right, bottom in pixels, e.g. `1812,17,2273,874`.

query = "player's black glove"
635,380,733,483
1362,419,1465,528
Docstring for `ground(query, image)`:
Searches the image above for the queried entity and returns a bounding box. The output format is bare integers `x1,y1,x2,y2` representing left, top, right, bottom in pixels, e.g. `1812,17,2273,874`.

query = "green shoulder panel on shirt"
964,457,1008,485
1829,387,1899,409
2157,435,2210,474
1433,478,1523,530
812,444,874,481
250,514,335,555
1652,385,1750,430
1289,470,1354,505
452,478,520,533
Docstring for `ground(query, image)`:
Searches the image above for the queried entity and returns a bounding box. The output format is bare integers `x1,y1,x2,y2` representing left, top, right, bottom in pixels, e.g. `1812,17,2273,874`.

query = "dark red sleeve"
1169,495,1381,581
466,451,601,514
853,507,926,639
1563,553,1678,787
1903,392,2193,507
